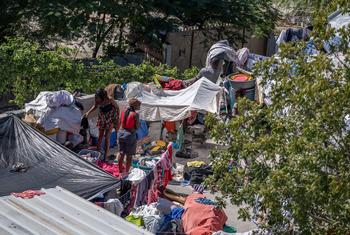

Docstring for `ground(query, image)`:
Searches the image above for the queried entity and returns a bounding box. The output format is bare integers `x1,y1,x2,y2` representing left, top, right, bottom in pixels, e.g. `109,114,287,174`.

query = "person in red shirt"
118,98,141,173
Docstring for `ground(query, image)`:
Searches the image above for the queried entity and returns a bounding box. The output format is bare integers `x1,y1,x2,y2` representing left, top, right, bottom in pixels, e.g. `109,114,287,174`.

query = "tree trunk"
117,21,125,53
189,30,194,67
92,13,106,58
92,42,102,58
93,22,116,58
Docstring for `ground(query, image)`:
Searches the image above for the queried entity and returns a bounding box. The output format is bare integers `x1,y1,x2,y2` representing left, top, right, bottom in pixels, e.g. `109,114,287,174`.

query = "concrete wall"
165,29,268,72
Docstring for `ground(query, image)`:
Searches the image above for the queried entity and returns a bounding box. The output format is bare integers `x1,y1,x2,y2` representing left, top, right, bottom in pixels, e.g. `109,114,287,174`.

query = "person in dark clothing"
118,98,141,173
84,88,119,159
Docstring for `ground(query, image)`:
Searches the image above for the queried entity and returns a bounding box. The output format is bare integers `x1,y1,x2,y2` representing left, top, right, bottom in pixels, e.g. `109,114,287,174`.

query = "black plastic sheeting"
0,115,119,199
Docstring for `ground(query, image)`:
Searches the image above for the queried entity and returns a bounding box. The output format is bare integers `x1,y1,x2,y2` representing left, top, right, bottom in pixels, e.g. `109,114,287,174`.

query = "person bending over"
118,98,141,173
84,88,119,159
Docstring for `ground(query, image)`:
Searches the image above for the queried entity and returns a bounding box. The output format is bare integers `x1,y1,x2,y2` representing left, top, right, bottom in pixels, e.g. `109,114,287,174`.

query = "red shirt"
120,110,138,130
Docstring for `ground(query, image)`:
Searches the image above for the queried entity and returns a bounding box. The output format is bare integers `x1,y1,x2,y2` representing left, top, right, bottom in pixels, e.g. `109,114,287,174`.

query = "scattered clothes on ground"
192,184,205,194
143,214,163,233
195,197,217,206
127,168,147,184
96,159,120,178
171,207,184,220
182,193,227,235
130,203,163,233
157,207,185,234
187,161,207,168
104,198,124,216
78,149,101,162
11,190,45,199
223,225,237,233
156,197,181,215
184,164,213,185
125,214,143,227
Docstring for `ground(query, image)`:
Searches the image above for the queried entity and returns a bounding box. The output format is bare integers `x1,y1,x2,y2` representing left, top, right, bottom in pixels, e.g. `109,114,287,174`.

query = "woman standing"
118,98,141,173
84,88,119,159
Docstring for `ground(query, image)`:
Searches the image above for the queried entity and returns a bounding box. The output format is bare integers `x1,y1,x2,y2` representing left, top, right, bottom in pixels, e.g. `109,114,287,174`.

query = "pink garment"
162,79,184,90
182,194,227,235
11,190,45,199
96,160,120,178
163,144,173,186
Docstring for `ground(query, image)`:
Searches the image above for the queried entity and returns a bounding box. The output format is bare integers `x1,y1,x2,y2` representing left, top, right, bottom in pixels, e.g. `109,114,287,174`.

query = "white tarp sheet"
25,90,81,134
137,78,222,121
328,11,350,30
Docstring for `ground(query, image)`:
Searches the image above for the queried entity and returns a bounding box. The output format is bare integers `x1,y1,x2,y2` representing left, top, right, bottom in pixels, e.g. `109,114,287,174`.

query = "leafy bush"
0,37,196,107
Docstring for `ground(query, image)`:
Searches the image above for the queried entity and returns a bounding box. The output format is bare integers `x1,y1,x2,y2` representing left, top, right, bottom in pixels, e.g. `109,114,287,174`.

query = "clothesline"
119,142,173,208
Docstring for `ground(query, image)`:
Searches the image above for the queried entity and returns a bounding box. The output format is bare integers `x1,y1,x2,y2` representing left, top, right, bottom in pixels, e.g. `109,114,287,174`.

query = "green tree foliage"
0,0,278,57
206,1,350,234
0,37,197,107
0,0,28,41
273,0,333,25
148,0,278,47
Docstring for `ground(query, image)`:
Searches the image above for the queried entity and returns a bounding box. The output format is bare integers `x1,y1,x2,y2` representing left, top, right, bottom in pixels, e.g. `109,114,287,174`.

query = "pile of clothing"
124,189,230,235
125,199,185,234
25,90,82,135
154,75,185,91
184,161,213,185
139,140,168,155
182,193,228,235
77,149,121,178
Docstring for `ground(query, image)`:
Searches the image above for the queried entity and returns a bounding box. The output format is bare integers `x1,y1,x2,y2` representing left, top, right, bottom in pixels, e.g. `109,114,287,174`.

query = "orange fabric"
164,121,176,133
182,194,227,235
231,74,250,81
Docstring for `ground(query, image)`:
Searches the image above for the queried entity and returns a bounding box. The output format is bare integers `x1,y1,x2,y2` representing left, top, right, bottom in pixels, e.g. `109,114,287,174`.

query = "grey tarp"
0,115,119,199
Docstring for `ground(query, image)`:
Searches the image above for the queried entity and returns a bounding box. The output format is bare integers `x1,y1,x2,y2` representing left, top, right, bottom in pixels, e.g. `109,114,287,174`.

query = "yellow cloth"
125,215,143,227
153,75,162,88
187,161,206,168
155,140,166,147
151,146,161,152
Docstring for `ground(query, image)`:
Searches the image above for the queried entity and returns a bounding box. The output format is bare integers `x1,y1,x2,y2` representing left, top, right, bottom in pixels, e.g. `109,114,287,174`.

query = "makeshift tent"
0,115,119,199
137,78,223,121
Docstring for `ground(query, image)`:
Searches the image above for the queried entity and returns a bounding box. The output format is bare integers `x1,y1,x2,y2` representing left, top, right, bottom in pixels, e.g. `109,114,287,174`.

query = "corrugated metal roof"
0,186,152,235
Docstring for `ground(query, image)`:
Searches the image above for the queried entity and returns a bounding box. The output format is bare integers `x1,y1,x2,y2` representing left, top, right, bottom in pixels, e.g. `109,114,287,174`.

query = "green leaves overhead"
0,0,278,57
